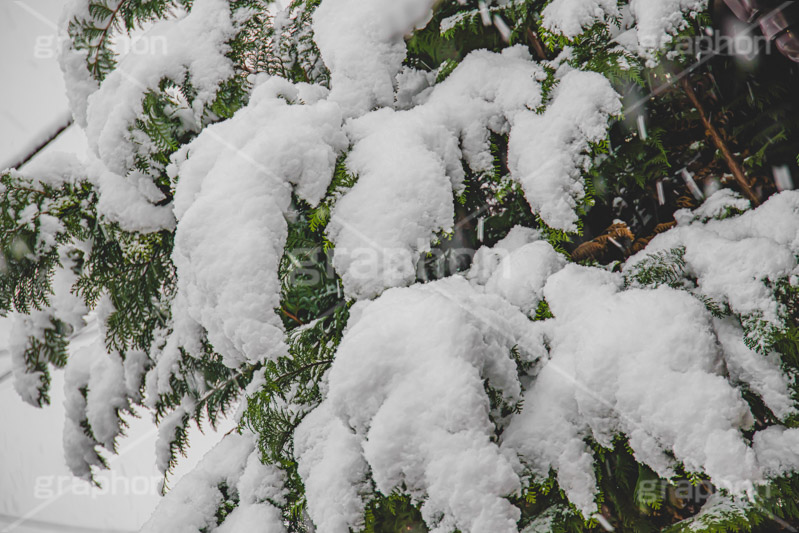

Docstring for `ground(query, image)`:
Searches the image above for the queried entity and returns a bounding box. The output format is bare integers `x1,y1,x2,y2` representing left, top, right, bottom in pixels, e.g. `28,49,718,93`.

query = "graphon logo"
33,35,169,60
635,477,771,508
33,473,162,499
671,30,774,60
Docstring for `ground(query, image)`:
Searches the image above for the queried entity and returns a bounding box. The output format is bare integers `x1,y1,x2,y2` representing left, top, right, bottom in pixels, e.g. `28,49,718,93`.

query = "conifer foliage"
3,0,799,532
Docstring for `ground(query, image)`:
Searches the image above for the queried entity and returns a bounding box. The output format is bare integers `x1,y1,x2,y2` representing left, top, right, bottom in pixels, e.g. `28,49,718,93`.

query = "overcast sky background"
0,2,233,532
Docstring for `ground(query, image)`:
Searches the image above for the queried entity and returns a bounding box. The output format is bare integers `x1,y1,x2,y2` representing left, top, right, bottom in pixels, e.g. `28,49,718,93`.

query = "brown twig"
680,77,760,206
91,0,129,78
3,118,74,172
281,307,304,325
525,28,550,61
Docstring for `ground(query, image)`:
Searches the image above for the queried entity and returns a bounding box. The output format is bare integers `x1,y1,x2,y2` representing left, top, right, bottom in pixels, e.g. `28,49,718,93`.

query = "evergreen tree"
3,0,799,532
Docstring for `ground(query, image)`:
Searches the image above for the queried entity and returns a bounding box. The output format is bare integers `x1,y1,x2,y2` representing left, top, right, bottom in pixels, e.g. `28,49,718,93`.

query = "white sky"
0,0,87,168
0,3,233,532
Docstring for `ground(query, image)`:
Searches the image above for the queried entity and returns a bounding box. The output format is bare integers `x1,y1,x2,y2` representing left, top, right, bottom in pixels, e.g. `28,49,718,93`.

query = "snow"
541,0,709,65
237,449,287,507
84,350,129,450
312,0,436,116
440,11,473,35
467,225,542,284
714,317,797,421
304,192,799,526
141,431,286,533
75,0,236,176
327,107,460,299
9,312,52,407
0,4,230,526
626,190,799,348
508,69,622,232
394,67,434,110
6,222,88,407
213,505,285,533
482,241,567,317
63,331,126,479
424,46,544,175
169,76,347,368
494,193,799,516
689,188,751,222
154,402,191,476
631,0,708,61
497,197,799,515
143,310,195,411
541,0,620,38
60,297,132,479
678,492,749,531
298,276,546,533
521,506,567,533
753,426,799,477
1,313,237,532
91,164,177,233
502,264,762,515
329,47,545,299
294,402,370,533
58,0,254,234
7,0,799,531
58,35,97,130
467,225,567,318
122,349,149,404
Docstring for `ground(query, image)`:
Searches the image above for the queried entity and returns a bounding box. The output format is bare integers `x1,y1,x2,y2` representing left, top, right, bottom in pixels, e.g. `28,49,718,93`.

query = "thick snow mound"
508,69,622,232
302,194,799,524
328,47,546,299
312,0,436,116
297,276,545,533
170,78,347,368
502,264,760,515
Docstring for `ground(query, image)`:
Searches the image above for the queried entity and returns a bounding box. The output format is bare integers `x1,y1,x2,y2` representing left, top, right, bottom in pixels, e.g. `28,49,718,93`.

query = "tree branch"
681,77,760,206
3,116,74,172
